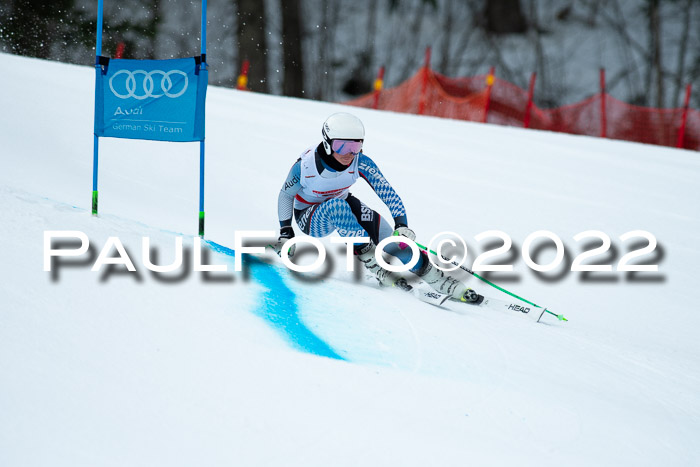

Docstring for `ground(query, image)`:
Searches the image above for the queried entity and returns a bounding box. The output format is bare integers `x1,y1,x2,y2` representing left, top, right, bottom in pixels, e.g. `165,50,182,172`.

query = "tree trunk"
644,0,663,107
236,0,268,93
651,0,664,108
141,0,162,59
281,0,304,97
399,0,429,79
439,0,454,74
673,0,691,107
484,0,527,35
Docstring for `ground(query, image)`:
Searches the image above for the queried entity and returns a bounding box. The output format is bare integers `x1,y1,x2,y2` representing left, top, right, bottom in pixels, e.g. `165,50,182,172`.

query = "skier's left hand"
393,224,416,242
270,226,296,257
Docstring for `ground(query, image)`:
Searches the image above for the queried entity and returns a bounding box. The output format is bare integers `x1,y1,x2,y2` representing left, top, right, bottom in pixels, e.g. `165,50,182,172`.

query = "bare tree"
281,0,304,97
397,0,435,80
673,0,692,106
484,0,527,35
438,0,454,74
643,0,663,107
315,0,336,100
448,1,480,76
0,0,96,60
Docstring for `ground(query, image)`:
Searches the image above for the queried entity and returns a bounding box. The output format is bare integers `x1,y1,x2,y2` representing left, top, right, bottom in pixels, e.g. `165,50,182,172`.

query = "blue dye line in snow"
205,240,345,361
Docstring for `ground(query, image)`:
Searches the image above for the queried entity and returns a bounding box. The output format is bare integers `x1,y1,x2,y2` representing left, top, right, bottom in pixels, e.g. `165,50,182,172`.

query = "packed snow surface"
1,53,699,466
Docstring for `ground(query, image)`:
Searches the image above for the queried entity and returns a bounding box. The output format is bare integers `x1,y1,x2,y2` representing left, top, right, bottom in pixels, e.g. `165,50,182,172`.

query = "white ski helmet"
321,112,365,155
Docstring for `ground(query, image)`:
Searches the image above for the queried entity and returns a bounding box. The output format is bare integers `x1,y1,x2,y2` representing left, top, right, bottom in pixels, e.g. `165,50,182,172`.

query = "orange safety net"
344,68,699,151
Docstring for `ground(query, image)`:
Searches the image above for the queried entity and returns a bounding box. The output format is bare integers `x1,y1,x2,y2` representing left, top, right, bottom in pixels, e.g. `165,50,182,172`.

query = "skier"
272,112,483,304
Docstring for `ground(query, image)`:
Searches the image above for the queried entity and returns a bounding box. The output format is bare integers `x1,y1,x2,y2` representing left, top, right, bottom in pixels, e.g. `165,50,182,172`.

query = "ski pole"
414,240,567,322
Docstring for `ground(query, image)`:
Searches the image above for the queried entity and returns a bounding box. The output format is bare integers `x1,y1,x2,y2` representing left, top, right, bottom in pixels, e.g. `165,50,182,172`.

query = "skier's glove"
393,224,416,242
271,226,296,258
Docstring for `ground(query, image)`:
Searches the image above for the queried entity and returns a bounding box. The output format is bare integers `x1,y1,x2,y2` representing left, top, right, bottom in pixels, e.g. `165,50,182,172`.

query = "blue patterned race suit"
277,143,417,265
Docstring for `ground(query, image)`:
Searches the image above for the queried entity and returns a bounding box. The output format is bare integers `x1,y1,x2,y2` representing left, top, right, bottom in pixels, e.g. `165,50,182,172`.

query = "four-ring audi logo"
109,69,188,100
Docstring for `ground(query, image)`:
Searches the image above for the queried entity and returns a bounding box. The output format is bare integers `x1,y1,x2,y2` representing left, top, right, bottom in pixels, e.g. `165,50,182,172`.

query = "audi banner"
94,57,207,142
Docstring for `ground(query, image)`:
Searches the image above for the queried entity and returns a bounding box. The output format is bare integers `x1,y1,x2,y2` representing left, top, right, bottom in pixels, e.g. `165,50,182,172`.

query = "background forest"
1,0,699,109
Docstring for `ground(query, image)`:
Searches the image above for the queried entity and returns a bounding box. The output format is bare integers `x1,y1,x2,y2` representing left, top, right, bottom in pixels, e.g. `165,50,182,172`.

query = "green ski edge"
91,190,98,216
414,241,567,322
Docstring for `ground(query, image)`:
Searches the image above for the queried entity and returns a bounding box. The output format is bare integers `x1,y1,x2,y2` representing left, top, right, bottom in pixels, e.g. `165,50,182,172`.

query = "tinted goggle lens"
332,139,363,155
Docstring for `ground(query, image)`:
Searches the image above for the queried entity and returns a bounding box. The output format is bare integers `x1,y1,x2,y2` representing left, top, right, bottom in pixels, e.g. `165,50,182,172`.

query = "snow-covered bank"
1,52,699,466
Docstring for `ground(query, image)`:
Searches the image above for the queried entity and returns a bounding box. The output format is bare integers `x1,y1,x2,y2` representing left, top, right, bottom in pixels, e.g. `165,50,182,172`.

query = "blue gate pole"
198,0,207,237
92,0,104,216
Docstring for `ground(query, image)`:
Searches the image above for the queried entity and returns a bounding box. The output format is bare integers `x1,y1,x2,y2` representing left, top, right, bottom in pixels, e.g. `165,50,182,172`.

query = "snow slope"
1,52,699,466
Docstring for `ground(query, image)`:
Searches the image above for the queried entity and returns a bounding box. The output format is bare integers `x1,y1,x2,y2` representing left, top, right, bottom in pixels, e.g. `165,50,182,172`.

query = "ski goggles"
332,139,363,156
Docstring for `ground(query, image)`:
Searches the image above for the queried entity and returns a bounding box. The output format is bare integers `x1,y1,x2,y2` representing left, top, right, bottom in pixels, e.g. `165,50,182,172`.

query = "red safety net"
345,68,699,151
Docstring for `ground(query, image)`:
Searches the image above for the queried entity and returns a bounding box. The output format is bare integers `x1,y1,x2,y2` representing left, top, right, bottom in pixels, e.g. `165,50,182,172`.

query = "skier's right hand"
271,226,296,257
393,224,416,242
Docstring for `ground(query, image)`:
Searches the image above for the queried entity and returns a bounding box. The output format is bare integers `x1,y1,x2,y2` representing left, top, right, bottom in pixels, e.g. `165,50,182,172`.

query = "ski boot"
414,252,483,304
461,287,484,305
355,242,412,292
